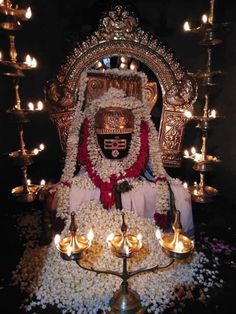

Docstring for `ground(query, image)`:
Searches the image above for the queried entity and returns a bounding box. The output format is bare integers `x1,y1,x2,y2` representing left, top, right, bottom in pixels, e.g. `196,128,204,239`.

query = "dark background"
0,0,236,206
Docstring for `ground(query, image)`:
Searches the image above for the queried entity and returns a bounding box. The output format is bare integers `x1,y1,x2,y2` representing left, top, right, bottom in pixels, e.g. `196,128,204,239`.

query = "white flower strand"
55,68,170,219
57,71,88,219
12,202,222,314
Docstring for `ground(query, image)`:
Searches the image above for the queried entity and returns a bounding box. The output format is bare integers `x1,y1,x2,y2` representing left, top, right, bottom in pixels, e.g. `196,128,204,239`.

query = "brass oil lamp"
184,94,222,203
55,211,194,313
107,212,142,258
159,210,194,259
55,211,94,261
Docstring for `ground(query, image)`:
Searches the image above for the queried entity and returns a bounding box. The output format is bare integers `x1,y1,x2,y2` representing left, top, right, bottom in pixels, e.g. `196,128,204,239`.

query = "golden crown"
95,107,134,134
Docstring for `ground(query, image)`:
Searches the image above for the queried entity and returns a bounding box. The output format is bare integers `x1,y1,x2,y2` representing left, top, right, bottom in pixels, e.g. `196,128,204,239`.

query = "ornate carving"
46,4,197,167
159,111,187,167
49,111,75,152
95,5,139,41
144,81,158,112
164,77,197,111
86,72,142,106
95,107,134,134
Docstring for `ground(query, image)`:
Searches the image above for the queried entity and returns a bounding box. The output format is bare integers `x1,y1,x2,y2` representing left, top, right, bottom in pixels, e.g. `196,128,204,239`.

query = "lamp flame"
155,229,162,240
40,179,46,186
190,147,196,155
54,234,61,246
25,54,31,66
87,228,94,244
183,182,188,189
33,148,39,155
37,101,43,110
210,109,216,118
27,179,31,185
106,233,114,244
25,7,32,19
202,14,208,23
184,149,189,157
183,21,191,31
136,233,142,242
28,102,34,110
124,244,129,256
176,240,184,252
31,57,37,68
67,246,72,256
39,144,45,151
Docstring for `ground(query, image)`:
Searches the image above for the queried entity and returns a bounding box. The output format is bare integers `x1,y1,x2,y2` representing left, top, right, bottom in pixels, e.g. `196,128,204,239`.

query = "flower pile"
12,201,223,314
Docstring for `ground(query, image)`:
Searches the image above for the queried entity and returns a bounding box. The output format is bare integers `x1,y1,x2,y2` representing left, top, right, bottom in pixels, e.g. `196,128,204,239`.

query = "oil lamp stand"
183,0,228,203
0,0,45,202
55,211,194,314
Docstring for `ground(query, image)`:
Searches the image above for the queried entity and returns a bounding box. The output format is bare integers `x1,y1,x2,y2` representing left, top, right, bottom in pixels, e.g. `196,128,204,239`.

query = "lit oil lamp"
183,0,229,46
55,212,94,261
184,95,223,129
188,173,218,203
55,211,193,313
0,0,32,31
107,212,142,258
159,210,194,259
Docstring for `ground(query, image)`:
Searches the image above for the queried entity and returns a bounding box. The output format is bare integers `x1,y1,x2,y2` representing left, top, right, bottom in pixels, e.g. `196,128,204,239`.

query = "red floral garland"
77,118,149,208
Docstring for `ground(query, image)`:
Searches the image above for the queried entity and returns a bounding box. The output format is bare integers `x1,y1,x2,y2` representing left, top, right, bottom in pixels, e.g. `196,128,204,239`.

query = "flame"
124,244,129,256
40,179,46,186
210,109,216,118
193,153,202,162
184,149,189,157
190,147,196,155
176,240,184,252
31,57,37,68
202,14,208,23
37,101,43,110
155,229,162,240
33,148,39,155
136,233,142,242
0,51,2,60
87,228,94,244
67,245,72,256
183,21,190,31
25,7,32,19
54,234,61,246
183,182,188,189
25,54,31,66
27,179,31,185
28,102,34,110
106,233,114,244
39,143,45,151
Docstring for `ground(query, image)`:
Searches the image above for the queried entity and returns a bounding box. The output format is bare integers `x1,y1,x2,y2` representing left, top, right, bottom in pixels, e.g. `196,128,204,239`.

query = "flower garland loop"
56,69,170,220
78,117,149,208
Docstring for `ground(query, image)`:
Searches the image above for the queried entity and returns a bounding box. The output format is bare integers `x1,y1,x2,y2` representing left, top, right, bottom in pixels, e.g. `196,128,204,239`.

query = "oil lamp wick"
121,212,128,234
69,211,77,235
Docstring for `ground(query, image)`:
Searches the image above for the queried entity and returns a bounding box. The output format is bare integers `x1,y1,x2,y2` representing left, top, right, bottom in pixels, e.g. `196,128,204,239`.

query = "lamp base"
109,288,145,314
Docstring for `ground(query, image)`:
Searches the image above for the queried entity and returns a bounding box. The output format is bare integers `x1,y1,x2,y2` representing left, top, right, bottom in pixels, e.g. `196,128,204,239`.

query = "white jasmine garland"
12,202,223,314
56,68,170,219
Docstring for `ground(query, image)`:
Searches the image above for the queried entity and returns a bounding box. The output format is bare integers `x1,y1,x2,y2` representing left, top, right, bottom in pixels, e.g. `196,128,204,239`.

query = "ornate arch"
46,4,197,167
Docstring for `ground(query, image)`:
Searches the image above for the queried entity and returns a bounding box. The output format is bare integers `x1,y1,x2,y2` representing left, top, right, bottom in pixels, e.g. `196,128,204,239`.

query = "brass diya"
160,210,194,259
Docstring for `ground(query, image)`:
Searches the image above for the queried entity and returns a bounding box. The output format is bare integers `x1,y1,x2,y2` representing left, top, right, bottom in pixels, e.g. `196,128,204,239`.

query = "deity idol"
50,68,194,236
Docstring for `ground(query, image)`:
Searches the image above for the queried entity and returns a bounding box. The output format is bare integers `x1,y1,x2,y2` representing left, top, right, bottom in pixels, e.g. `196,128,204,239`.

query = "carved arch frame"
47,5,197,167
